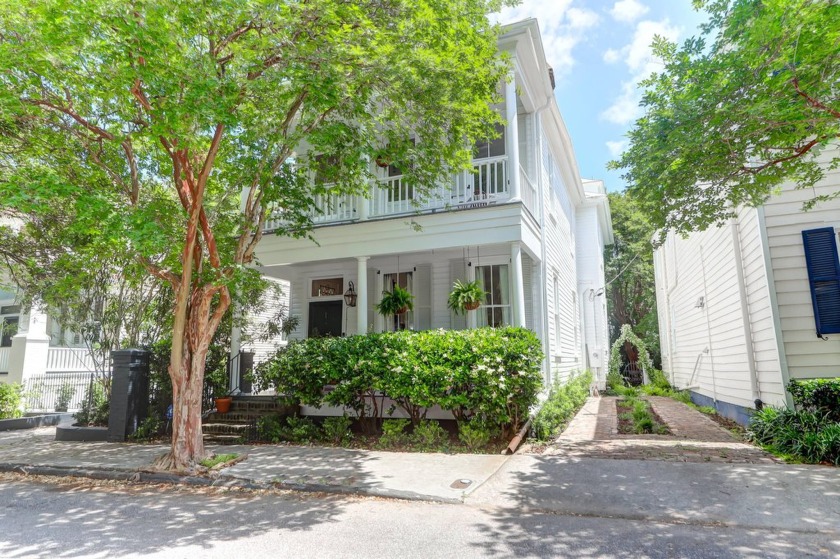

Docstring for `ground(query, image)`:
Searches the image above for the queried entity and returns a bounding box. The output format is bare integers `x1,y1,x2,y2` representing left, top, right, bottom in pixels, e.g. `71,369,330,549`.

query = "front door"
308,300,343,338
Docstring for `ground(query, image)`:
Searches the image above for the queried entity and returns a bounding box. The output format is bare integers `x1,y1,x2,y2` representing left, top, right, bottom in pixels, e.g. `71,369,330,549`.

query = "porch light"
344,281,357,307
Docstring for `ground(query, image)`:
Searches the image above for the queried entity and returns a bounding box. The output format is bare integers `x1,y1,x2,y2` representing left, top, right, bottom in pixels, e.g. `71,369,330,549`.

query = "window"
553,274,561,347
311,278,343,298
473,124,506,159
476,264,510,328
0,317,18,347
382,272,413,331
802,227,840,336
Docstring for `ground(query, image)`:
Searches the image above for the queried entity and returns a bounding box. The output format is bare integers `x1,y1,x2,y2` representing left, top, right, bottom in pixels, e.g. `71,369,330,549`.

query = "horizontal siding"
757,145,839,381
653,206,785,409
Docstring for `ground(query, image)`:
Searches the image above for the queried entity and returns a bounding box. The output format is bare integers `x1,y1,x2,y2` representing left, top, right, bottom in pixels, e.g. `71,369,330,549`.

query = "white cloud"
609,0,650,24
496,1,600,79
603,48,621,64
606,139,629,158
600,18,681,125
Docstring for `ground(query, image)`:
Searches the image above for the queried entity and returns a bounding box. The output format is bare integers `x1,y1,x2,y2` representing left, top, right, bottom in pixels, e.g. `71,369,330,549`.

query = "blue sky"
498,0,710,192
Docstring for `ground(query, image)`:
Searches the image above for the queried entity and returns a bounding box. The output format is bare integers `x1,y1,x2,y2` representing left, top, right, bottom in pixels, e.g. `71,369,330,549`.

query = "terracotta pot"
215,397,233,414
464,301,481,311
375,155,391,168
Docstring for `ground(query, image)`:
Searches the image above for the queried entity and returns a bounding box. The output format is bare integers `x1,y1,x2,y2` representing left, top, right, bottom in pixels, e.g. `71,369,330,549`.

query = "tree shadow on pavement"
467,455,840,558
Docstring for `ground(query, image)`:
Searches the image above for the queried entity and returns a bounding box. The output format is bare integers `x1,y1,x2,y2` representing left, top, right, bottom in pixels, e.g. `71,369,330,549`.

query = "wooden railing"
266,156,512,228
45,347,99,373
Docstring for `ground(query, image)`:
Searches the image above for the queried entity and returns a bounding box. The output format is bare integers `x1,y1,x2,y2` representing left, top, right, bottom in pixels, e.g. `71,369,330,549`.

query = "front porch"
258,242,541,344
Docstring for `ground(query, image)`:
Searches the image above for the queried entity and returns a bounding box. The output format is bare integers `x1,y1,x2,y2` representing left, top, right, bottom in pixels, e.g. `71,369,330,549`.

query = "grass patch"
616,394,670,435
200,453,239,469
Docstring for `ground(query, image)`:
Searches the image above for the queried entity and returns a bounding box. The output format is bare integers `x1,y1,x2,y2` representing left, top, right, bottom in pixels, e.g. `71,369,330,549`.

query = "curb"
0,463,463,504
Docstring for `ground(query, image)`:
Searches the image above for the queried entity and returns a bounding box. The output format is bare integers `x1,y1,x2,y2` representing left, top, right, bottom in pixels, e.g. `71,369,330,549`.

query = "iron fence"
23,371,109,413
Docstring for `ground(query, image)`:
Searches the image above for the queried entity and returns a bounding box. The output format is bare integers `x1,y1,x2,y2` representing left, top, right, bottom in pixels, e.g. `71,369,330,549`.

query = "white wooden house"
244,19,613,391
653,147,840,424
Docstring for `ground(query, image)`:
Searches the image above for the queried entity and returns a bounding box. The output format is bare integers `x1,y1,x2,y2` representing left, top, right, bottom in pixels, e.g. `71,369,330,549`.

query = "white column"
7,306,50,386
505,72,521,202
510,243,526,328
357,257,370,334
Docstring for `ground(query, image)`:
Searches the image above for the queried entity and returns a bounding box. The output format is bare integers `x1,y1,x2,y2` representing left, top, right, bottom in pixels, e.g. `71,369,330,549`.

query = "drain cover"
450,479,473,489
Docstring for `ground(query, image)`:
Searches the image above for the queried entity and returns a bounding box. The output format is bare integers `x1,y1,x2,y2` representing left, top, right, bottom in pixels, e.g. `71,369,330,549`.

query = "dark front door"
308,300,343,338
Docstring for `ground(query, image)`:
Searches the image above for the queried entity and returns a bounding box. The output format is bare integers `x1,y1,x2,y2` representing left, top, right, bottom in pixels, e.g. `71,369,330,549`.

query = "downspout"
730,215,762,403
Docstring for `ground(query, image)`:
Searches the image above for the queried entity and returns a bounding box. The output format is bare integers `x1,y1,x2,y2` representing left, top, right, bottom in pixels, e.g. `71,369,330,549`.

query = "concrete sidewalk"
0,427,507,503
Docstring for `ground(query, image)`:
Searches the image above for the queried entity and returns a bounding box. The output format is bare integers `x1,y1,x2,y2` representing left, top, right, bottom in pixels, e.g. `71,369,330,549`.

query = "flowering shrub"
254,327,543,434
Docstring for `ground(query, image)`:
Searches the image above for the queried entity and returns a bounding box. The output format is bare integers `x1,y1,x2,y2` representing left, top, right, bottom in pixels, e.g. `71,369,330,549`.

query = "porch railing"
0,347,10,373
266,155,512,228
45,347,98,373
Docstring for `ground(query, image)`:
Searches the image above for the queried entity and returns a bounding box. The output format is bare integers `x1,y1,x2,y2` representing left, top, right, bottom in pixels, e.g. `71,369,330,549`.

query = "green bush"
378,419,410,448
0,383,23,419
531,370,592,441
74,381,109,426
129,416,164,441
647,368,671,390
410,420,448,450
670,390,692,404
747,407,840,465
788,378,840,421
283,416,321,443
55,382,75,412
254,327,543,435
458,420,493,451
257,415,285,443
322,416,353,445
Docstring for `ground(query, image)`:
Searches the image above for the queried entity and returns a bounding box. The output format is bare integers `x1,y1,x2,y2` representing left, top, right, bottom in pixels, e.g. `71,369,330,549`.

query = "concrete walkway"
538,396,779,463
0,427,507,503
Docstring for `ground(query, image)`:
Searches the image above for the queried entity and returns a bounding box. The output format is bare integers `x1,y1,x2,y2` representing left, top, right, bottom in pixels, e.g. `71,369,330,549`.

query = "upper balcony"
264,156,538,232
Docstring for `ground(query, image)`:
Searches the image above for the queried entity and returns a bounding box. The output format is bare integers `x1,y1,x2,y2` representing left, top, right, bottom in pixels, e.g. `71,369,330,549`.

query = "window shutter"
414,265,432,331
802,227,840,336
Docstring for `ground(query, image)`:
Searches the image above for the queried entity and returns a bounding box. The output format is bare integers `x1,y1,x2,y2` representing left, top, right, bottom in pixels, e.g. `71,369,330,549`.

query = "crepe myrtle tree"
610,0,840,238
0,0,513,471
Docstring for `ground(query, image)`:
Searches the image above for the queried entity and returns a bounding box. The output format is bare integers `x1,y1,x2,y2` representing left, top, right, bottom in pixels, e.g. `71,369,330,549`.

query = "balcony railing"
265,156,513,230
46,347,99,373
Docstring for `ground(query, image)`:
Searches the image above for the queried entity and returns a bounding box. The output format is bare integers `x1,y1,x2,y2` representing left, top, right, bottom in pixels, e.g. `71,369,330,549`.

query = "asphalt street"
0,474,837,559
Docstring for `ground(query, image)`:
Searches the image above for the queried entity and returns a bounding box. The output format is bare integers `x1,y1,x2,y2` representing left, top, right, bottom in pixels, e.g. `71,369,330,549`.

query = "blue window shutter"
802,227,840,336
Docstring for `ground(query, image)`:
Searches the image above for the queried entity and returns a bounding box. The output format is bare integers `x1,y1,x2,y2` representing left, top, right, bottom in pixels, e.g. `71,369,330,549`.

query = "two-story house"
239,19,613,392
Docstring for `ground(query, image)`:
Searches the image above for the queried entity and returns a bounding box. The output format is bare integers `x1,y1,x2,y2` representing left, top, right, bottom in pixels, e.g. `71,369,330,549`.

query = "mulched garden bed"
616,399,672,435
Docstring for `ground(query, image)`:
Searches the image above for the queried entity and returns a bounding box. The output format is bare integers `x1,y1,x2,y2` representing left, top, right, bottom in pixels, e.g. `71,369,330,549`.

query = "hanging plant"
447,280,487,315
374,153,392,168
376,285,414,316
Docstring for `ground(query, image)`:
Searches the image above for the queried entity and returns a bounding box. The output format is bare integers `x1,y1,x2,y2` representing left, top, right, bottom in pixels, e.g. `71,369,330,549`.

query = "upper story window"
473,124,505,160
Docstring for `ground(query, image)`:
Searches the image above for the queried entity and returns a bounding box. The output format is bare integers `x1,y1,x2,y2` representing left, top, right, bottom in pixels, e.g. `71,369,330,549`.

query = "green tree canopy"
0,0,513,470
604,191,659,366
610,0,840,236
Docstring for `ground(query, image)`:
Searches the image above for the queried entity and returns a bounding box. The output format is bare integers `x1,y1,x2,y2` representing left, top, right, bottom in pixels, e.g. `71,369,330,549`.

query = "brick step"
202,433,244,445
202,422,251,435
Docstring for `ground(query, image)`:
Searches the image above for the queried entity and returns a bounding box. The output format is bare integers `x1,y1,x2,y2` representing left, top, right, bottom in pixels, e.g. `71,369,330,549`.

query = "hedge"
788,378,840,421
532,370,592,441
254,327,543,434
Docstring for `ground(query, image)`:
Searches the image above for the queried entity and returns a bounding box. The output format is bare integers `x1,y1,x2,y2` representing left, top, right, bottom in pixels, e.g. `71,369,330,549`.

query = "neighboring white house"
653,147,840,424
246,19,614,390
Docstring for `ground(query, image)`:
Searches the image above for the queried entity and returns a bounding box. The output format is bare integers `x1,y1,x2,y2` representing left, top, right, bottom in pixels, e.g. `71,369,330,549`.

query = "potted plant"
376,285,415,316
447,279,487,314
214,389,233,414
